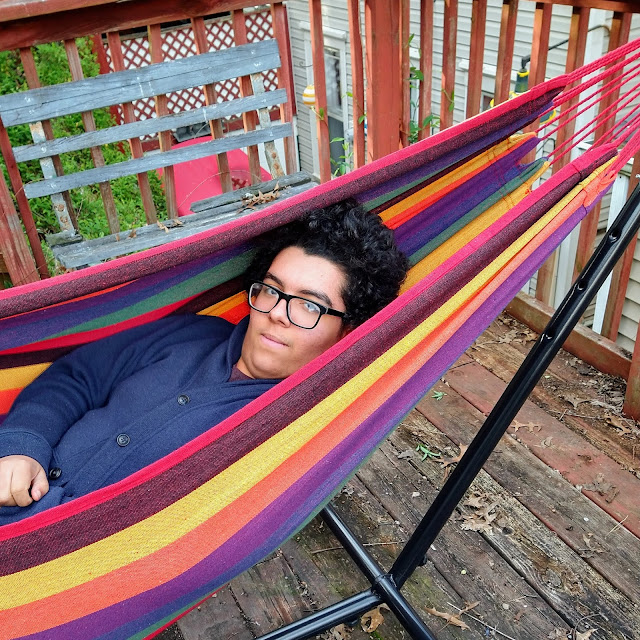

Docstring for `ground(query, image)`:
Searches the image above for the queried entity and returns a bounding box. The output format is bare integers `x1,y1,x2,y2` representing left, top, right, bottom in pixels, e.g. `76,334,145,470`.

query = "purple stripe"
0,244,249,351
396,150,538,256
358,113,541,204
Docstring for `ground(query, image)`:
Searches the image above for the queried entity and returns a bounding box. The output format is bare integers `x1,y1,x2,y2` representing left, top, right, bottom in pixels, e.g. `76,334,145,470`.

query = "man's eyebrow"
264,271,334,307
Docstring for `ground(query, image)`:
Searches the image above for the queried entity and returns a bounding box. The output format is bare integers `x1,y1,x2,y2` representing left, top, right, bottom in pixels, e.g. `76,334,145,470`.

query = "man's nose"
268,298,290,325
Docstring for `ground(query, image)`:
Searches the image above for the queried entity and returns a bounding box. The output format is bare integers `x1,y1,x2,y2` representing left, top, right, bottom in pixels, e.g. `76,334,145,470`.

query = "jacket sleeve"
0,315,230,472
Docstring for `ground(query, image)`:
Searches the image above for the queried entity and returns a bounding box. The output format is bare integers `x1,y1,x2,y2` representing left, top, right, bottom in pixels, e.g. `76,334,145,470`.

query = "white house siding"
285,1,640,350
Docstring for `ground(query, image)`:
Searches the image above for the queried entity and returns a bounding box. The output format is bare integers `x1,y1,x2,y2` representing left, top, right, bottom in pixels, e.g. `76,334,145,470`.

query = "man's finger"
31,466,49,502
0,466,17,507
10,471,34,507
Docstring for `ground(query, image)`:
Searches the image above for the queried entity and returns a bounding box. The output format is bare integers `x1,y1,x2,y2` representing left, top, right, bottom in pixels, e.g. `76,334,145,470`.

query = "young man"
0,200,408,523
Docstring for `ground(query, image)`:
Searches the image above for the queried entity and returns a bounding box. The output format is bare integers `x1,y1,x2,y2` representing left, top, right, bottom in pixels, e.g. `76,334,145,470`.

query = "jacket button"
48,467,62,480
177,394,190,406
116,433,131,447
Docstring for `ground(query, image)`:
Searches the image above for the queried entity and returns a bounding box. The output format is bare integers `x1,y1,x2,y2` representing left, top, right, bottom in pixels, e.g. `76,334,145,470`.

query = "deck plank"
441,360,640,536
417,377,640,606
473,318,639,470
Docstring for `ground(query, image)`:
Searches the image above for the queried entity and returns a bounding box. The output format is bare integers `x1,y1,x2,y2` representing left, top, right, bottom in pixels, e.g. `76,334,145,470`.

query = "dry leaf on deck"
438,444,469,481
397,449,414,460
424,607,470,630
321,623,350,640
361,604,390,632
605,414,634,436
511,420,541,434
583,473,618,503
576,629,596,640
541,436,553,448
463,493,489,509
560,392,588,409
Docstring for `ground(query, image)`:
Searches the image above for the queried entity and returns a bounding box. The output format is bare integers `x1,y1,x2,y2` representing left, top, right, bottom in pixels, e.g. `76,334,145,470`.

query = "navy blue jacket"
0,314,279,523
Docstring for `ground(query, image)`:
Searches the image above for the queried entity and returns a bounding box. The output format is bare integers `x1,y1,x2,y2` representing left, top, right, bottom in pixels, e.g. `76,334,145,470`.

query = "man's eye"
265,286,279,297
302,300,321,314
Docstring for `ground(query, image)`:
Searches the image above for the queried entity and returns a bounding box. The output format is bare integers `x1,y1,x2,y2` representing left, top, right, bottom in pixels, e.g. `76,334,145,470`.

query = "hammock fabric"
0,39,639,640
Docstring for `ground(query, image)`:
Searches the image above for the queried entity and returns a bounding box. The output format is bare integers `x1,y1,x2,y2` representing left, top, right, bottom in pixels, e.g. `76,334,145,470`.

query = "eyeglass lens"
249,283,322,329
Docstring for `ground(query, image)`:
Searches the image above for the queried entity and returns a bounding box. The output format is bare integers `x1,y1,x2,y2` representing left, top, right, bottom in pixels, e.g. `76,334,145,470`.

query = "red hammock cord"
538,60,640,145
562,37,640,85
547,78,640,167
553,47,640,108
527,40,640,168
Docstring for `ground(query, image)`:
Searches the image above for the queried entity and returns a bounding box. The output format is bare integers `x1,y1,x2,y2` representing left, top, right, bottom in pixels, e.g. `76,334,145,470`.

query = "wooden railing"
2,0,640,415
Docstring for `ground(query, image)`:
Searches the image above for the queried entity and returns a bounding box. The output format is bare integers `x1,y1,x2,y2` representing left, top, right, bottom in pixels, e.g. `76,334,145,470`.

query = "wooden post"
365,0,401,160
191,16,233,194
309,0,332,182
400,0,411,148
106,31,158,224
602,153,640,340
0,170,41,285
466,0,487,119
347,0,365,167
64,38,120,235
232,9,262,184
440,0,457,130
624,301,640,419
535,5,590,305
418,0,434,141
521,2,552,165
529,2,552,89
148,24,178,219
494,0,519,107
271,2,298,175
0,118,49,279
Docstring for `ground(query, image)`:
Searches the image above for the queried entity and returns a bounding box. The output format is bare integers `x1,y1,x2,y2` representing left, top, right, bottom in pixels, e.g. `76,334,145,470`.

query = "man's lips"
261,333,288,347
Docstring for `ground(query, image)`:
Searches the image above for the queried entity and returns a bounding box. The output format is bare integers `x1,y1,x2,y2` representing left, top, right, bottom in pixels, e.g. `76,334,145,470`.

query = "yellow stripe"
0,363,50,391
381,133,536,224
1,163,609,608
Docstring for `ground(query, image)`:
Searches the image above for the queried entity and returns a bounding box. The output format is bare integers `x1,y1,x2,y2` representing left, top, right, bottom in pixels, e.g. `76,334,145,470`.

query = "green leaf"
416,444,441,461
432,391,447,401
358,115,366,124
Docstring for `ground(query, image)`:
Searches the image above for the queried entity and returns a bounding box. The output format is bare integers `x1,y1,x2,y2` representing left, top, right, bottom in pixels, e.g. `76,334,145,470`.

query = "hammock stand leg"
255,184,640,640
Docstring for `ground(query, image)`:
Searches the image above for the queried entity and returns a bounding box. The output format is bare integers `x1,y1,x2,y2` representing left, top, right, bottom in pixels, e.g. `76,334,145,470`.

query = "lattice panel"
100,9,279,137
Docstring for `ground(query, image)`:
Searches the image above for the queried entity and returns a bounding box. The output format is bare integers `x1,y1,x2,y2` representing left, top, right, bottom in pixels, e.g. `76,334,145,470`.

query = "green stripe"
53,252,254,338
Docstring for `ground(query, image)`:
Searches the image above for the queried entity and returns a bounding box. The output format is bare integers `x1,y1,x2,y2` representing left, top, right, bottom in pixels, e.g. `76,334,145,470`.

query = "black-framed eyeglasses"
248,281,345,330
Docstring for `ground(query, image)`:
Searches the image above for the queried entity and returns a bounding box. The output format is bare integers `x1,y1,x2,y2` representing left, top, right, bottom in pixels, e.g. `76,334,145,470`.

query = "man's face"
236,246,349,379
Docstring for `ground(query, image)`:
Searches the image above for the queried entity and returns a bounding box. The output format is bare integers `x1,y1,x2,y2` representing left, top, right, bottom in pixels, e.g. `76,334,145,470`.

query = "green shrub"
0,38,167,263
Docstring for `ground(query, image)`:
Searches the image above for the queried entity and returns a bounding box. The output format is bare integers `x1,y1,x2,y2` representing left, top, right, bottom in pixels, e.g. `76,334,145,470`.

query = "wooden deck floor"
158,314,640,640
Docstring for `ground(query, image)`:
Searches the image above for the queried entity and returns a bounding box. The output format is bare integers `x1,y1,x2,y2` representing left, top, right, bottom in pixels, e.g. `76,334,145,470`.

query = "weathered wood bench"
0,38,314,269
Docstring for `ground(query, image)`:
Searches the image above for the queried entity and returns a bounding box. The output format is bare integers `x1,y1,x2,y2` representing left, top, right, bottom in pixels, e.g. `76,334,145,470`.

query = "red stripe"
1,299,193,356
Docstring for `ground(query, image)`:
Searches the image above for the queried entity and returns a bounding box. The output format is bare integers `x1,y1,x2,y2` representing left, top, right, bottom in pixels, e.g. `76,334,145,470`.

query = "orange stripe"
0,388,21,414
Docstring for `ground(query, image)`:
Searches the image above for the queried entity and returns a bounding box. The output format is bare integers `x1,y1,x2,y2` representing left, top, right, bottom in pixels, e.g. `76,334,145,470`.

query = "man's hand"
0,455,49,508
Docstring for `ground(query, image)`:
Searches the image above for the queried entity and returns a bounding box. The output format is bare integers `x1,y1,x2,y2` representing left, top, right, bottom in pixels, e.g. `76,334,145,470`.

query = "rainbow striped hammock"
1,38,640,640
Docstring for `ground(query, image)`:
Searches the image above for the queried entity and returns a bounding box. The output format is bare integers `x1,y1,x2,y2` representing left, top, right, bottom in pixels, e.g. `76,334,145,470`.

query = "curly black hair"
245,199,408,328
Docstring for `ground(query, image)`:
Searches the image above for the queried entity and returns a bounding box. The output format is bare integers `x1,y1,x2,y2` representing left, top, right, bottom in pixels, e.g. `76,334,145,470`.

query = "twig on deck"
446,602,516,640
605,514,628,538
311,540,406,554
